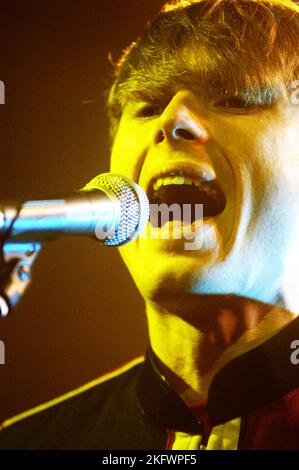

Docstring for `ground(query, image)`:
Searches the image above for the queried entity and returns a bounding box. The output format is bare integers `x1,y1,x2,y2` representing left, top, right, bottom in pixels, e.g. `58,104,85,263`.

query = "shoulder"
0,356,145,449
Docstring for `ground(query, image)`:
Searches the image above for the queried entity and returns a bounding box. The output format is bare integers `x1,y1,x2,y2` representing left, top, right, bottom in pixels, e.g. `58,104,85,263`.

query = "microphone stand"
0,203,42,317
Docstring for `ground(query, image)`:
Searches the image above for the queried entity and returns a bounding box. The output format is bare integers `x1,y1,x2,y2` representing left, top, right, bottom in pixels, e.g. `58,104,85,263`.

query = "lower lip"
142,216,221,252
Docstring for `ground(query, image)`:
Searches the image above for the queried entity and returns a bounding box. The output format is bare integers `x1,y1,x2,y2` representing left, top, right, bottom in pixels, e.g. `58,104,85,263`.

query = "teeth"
155,178,164,188
153,176,194,191
164,177,174,186
173,176,185,185
152,175,221,199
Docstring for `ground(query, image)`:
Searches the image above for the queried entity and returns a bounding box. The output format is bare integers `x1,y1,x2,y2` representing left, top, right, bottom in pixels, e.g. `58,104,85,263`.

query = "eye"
214,94,273,113
135,104,162,118
215,96,256,110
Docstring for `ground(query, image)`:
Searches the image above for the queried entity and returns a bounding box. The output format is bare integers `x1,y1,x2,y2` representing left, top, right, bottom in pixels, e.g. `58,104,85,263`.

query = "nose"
154,92,209,146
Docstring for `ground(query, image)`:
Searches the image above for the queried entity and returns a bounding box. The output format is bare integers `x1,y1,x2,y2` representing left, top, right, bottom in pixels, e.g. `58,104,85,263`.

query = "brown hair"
107,0,299,140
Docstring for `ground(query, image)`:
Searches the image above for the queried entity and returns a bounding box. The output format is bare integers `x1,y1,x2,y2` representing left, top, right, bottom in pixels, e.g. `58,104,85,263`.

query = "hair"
107,0,299,140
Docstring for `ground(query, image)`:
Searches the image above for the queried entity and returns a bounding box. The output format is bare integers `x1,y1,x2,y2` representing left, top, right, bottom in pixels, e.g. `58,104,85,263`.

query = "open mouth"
147,172,226,228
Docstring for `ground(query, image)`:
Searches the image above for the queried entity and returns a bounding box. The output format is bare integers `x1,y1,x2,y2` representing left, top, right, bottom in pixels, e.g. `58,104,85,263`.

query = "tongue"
149,184,226,226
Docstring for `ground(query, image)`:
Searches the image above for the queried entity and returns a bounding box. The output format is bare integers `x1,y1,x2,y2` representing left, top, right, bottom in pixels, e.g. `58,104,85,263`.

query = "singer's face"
110,82,299,308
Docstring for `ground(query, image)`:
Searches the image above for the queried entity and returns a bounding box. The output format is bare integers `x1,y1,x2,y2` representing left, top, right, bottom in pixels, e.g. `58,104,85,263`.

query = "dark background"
0,0,165,423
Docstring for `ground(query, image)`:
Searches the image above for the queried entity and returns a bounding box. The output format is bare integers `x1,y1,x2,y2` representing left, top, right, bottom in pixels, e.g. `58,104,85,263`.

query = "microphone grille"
83,173,149,246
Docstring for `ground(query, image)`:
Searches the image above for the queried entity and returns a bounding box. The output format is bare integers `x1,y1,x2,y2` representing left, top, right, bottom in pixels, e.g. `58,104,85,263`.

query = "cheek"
110,120,150,179
255,121,299,192
248,129,299,249
110,133,136,177
227,118,298,195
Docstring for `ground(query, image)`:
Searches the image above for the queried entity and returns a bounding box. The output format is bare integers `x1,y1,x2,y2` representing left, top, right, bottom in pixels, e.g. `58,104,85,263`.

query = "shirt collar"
136,316,299,428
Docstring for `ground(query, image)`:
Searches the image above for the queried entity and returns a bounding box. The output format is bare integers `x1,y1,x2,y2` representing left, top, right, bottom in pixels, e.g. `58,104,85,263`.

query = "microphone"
0,173,150,247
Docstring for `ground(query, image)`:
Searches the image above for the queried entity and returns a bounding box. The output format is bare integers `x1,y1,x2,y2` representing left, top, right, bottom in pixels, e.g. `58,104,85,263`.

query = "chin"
138,254,283,310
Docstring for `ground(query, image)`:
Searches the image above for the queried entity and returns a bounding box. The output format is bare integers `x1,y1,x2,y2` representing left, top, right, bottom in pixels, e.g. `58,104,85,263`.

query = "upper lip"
142,161,218,196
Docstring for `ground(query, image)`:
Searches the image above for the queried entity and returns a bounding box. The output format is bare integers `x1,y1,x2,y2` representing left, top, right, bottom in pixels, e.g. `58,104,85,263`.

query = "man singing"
1,0,299,450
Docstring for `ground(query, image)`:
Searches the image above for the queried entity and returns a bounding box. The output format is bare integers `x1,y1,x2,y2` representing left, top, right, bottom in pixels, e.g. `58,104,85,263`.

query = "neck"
146,294,297,405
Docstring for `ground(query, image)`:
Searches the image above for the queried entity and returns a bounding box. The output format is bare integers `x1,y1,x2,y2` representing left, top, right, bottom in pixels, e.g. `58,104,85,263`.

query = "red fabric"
168,388,299,449
240,387,299,450
188,401,212,445
165,429,175,450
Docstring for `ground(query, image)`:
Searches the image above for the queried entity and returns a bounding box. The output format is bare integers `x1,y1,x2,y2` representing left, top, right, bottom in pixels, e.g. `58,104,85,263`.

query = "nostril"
155,130,165,144
172,128,195,140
